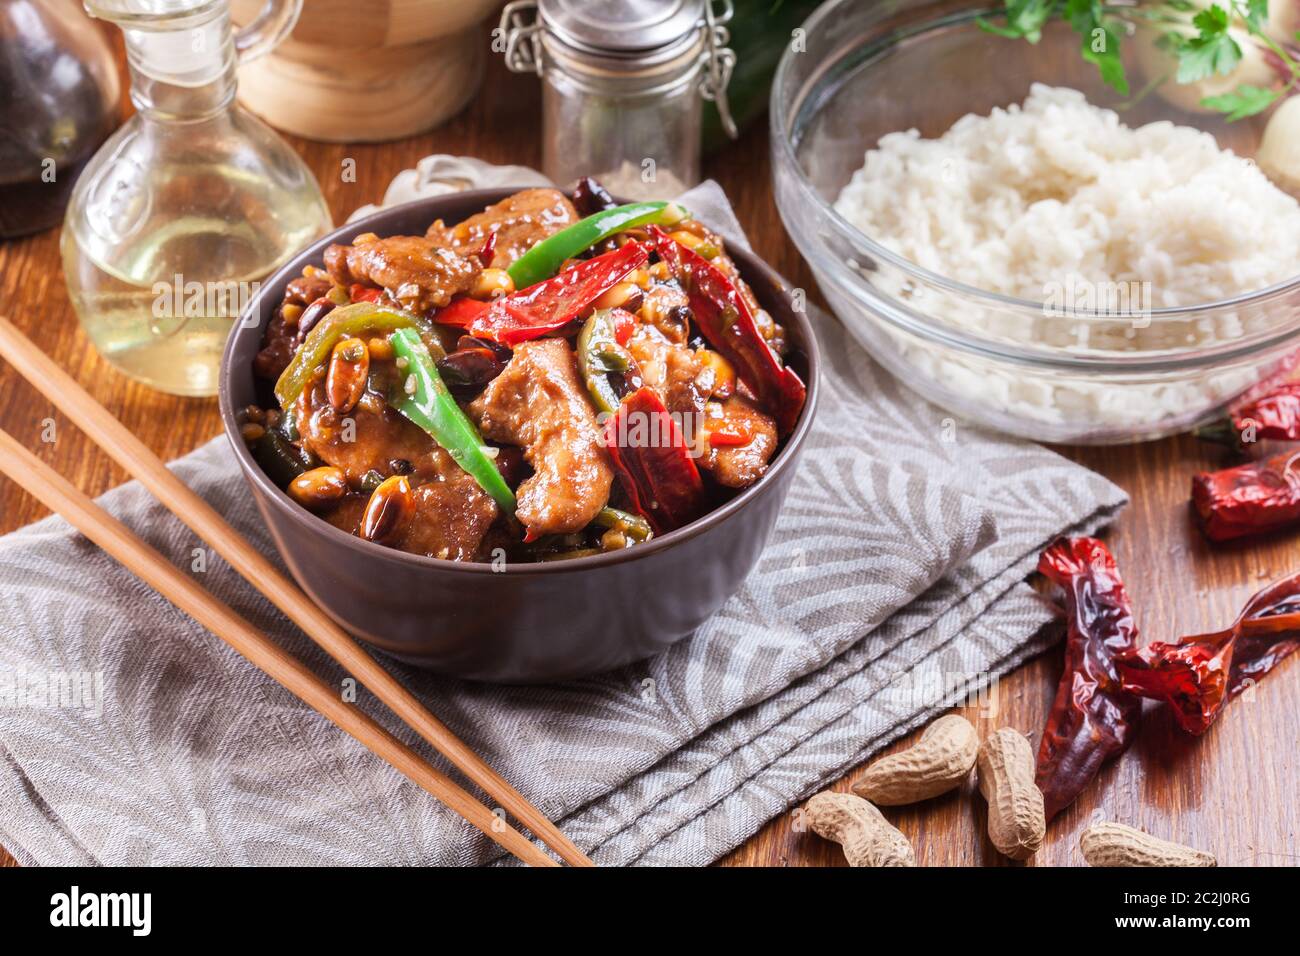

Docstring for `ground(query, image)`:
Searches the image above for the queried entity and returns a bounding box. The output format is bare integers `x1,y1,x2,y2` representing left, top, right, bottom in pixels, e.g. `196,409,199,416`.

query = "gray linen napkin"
0,168,1126,866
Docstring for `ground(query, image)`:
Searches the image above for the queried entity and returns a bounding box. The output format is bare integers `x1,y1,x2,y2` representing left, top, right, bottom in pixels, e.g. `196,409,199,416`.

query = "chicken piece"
321,482,498,562
284,271,333,307
626,323,715,429
399,483,501,561
296,383,429,479
297,382,497,560
428,188,578,269
469,338,613,538
699,395,778,489
323,234,480,314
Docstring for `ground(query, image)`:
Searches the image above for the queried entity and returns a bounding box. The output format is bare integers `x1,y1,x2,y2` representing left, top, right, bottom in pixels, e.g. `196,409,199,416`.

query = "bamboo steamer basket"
231,0,500,142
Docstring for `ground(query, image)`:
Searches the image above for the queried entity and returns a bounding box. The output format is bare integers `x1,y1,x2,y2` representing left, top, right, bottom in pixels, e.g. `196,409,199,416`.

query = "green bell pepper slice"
252,427,316,489
575,308,631,417
274,303,426,409
387,328,516,515
593,506,653,543
506,201,688,289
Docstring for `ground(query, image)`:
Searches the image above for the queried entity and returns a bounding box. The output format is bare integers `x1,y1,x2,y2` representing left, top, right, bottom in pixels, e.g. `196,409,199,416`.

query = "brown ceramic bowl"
219,188,820,682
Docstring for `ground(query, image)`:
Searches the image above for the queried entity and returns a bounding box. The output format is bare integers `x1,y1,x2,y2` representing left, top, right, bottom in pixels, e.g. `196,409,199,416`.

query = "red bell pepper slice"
433,242,649,347
706,424,753,447
433,296,489,329
650,226,806,437
349,284,383,303
603,386,705,534
612,308,635,346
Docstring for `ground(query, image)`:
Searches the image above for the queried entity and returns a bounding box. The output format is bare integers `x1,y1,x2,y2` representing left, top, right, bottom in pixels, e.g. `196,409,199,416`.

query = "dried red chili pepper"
1116,571,1300,735
1232,383,1300,440
434,242,648,346
1191,449,1300,542
1035,536,1143,822
476,228,497,266
1198,383,1300,449
649,226,806,437
603,386,705,534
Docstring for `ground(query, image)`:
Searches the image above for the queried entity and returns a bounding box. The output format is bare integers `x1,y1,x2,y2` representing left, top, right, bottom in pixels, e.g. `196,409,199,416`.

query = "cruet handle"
233,0,302,64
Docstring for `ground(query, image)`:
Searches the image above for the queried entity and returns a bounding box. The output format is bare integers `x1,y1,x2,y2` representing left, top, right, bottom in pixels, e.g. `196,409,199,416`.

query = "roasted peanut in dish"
243,180,806,563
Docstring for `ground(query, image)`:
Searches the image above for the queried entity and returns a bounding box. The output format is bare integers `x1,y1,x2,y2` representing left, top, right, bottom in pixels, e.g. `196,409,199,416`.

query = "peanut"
288,467,348,510
366,335,394,362
852,714,978,805
326,336,369,414
668,229,705,249
592,280,644,313
361,475,415,544
470,267,514,301
804,791,915,867
696,348,736,402
1080,823,1216,867
239,422,266,443
977,728,1046,861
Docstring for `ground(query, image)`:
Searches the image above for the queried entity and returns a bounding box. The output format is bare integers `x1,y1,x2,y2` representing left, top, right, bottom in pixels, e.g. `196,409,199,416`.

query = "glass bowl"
771,0,1300,444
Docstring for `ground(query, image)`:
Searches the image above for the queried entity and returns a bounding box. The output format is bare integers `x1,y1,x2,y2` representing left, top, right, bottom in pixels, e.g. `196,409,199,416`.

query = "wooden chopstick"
0,316,593,868
0,428,556,867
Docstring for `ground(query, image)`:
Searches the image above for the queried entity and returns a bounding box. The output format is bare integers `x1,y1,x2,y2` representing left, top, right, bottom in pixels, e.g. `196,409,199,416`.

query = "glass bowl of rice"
771,0,1300,444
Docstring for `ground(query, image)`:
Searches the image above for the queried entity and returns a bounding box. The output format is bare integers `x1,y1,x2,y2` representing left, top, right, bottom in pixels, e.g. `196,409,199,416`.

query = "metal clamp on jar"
499,0,737,200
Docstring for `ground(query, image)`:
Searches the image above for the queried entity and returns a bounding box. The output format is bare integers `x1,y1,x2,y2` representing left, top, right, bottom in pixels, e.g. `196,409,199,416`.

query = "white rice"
834,84,1300,309
825,85,1300,438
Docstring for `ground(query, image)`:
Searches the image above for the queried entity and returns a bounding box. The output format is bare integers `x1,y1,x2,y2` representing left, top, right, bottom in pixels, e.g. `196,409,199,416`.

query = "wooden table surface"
0,30,1295,869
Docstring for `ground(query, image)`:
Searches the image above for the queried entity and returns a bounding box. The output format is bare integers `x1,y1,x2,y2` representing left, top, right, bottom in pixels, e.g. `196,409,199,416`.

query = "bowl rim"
219,187,821,576
770,0,1300,363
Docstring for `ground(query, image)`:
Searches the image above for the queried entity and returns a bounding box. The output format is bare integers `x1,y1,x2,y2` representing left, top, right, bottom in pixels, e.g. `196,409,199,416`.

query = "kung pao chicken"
243,180,807,562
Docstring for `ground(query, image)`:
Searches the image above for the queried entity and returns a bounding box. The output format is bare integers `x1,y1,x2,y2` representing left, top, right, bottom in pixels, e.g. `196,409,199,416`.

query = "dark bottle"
0,0,120,239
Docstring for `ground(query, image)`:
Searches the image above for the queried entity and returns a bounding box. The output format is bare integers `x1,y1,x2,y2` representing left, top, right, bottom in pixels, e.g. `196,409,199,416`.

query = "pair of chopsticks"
0,316,592,868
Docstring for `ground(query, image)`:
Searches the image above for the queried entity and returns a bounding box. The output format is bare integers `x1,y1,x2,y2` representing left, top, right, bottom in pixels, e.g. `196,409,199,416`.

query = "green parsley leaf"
978,0,1300,112
1201,83,1281,119
1194,3,1231,34
1083,25,1130,94
1064,0,1129,95
976,17,1031,39
1243,0,1269,34
1176,5,1243,83
978,0,1060,43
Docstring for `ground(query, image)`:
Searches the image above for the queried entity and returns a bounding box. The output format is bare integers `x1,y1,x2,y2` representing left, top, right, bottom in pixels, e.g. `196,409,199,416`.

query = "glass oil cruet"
62,0,332,396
